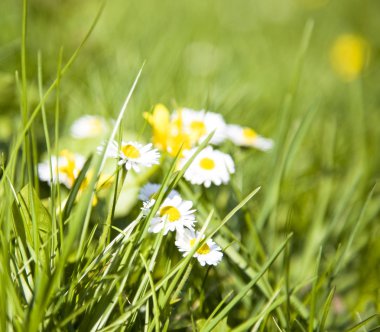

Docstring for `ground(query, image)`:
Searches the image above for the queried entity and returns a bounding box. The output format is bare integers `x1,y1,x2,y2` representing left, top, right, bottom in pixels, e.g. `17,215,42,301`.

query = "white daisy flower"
101,140,160,173
175,229,223,266
138,182,179,202
227,124,274,151
148,195,196,235
172,108,227,145
179,146,235,188
38,150,85,188
70,115,108,139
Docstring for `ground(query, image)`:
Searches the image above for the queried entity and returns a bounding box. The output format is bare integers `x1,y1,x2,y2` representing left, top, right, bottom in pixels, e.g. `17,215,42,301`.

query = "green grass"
0,0,380,331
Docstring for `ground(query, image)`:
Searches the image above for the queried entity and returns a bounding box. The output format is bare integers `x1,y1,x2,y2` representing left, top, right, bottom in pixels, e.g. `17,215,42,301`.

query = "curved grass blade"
318,286,335,332
346,314,380,332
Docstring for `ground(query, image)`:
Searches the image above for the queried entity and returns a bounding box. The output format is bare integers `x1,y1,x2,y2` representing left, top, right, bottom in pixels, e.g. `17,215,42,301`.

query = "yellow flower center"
190,239,211,255
159,206,181,222
121,144,140,159
190,120,207,140
242,127,257,141
199,157,215,170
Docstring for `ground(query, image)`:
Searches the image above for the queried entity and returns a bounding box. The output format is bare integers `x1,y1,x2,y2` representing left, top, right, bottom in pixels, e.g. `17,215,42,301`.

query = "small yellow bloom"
144,104,191,157
144,104,169,150
330,34,369,81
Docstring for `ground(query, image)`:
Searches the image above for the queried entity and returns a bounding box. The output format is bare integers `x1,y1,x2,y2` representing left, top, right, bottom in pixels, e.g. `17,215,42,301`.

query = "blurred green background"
1,0,379,169
1,0,379,204
1,0,379,132
1,0,379,327
1,0,379,173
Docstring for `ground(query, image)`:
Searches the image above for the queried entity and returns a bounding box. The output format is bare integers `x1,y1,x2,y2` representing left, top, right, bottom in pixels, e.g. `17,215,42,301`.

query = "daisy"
172,108,227,145
38,150,85,188
101,140,160,173
70,115,108,138
148,195,196,235
138,182,179,202
179,146,235,188
175,229,223,266
227,124,274,151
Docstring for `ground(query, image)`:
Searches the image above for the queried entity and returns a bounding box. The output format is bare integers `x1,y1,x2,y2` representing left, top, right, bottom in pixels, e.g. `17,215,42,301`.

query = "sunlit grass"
0,0,379,331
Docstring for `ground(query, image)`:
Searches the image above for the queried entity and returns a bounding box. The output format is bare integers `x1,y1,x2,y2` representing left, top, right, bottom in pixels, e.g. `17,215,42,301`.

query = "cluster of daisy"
139,183,223,266
144,104,273,188
37,107,274,268
135,105,274,266
97,141,223,266
38,116,224,266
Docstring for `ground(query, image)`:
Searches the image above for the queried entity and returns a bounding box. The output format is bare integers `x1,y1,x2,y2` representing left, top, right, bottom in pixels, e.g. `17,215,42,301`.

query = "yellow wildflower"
144,104,192,157
330,34,369,81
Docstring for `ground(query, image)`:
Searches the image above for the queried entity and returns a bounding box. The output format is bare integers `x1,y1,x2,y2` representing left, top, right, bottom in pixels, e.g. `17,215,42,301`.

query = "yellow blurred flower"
39,149,114,207
330,34,369,81
78,171,114,206
144,104,192,157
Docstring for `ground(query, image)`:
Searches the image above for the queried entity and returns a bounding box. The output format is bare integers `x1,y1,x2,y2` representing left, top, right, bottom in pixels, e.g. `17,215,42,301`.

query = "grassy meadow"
0,0,379,331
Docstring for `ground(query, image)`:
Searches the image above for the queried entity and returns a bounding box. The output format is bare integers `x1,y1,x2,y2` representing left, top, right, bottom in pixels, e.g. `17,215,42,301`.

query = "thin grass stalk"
141,254,161,332
99,166,127,249
37,52,57,271
54,48,64,247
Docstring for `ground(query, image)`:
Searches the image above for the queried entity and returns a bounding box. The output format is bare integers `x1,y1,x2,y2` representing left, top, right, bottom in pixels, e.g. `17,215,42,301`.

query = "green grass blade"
318,286,335,332
141,254,161,332
201,234,292,332
346,315,380,332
